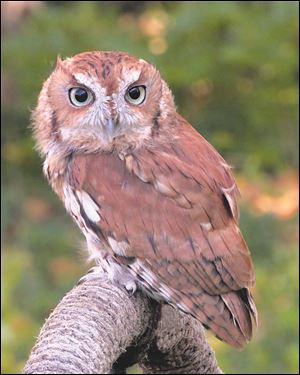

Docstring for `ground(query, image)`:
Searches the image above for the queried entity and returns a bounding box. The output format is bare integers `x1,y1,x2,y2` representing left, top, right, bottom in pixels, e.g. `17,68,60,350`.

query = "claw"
125,280,137,296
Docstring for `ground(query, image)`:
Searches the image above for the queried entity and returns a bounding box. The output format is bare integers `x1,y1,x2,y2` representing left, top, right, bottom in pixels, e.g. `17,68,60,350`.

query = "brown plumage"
33,51,257,348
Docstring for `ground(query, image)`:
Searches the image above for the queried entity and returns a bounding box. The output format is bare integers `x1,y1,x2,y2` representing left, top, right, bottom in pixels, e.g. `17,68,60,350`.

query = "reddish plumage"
33,51,257,349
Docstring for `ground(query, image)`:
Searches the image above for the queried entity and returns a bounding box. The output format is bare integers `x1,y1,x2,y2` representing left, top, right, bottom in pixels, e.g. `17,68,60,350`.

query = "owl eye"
69,87,93,107
125,85,146,105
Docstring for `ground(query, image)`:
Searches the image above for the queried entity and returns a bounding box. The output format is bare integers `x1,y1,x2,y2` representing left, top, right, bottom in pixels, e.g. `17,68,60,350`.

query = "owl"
33,51,257,348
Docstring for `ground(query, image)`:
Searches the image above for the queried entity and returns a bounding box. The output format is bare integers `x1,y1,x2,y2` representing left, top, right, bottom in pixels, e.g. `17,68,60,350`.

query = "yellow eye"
125,85,146,105
69,87,93,107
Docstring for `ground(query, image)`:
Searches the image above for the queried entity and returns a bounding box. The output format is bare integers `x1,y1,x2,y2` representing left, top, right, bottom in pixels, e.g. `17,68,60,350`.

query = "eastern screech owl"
33,51,257,348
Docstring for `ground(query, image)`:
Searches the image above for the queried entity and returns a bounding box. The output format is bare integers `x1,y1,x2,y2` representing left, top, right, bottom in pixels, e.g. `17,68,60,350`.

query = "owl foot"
125,280,137,296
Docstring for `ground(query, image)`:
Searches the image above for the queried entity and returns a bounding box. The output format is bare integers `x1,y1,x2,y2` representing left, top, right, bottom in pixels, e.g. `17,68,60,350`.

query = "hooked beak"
105,118,116,138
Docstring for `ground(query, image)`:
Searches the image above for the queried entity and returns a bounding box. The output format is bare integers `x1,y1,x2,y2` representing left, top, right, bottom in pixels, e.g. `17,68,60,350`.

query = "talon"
125,281,137,295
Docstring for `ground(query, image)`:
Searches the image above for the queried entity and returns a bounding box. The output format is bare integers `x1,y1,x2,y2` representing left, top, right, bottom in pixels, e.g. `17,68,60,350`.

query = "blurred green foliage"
1,1,299,374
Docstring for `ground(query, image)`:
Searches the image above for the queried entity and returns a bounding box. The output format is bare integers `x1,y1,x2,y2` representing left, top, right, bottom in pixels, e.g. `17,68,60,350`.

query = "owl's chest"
62,171,139,288
61,155,135,257
67,152,158,221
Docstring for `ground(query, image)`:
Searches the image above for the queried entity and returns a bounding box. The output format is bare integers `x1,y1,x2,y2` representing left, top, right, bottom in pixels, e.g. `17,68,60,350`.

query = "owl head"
33,51,176,158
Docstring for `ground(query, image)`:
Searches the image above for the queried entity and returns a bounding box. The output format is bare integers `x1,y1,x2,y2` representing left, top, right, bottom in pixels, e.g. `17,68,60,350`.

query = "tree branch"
22,268,222,374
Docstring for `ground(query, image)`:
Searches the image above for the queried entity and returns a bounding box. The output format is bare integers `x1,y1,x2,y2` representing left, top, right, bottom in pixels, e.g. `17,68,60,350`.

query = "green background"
1,1,299,373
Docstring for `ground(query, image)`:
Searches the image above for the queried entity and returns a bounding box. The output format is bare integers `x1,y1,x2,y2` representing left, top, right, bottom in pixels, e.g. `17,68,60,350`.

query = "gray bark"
22,269,222,374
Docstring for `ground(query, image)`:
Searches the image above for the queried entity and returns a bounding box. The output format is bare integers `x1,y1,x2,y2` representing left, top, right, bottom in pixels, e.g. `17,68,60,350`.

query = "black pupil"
74,88,88,102
129,87,141,100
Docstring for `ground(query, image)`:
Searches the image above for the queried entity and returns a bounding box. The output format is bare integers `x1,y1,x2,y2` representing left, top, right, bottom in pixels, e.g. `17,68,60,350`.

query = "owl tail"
179,288,257,349
218,289,257,348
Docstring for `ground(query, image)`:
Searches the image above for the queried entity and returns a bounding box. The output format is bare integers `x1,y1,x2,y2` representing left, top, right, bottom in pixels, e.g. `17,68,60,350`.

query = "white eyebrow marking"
73,72,100,88
73,72,107,98
116,69,142,94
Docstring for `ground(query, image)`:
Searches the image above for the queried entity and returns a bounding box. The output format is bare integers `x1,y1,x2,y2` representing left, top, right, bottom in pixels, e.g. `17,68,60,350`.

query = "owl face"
34,51,175,156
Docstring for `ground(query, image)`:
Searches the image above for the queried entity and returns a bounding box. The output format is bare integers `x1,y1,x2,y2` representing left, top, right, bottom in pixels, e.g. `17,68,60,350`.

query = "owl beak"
105,118,116,138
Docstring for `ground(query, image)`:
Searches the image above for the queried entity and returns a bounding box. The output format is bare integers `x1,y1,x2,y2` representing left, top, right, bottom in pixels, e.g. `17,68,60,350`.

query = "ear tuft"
55,55,64,69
